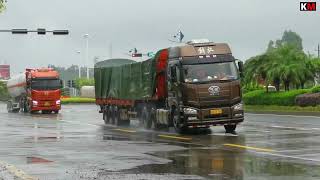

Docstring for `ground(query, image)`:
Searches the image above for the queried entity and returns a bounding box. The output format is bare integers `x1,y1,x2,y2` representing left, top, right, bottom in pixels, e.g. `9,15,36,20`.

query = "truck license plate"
210,109,222,115
44,102,50,106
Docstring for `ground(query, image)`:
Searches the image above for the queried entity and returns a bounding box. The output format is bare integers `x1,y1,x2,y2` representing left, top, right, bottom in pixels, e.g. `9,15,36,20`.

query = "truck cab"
26,68,62,113
166,41,244,133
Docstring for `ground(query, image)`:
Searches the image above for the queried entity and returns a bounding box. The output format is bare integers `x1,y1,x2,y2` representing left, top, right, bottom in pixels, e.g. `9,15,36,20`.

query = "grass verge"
245,105,320,113
61,97,95,104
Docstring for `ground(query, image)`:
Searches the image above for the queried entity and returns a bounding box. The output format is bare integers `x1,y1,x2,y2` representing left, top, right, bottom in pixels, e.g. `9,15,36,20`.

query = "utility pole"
83,34,89,79
76,51,81,78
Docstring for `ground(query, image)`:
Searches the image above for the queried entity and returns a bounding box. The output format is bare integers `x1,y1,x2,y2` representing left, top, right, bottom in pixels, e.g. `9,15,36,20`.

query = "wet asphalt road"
0,103,320,180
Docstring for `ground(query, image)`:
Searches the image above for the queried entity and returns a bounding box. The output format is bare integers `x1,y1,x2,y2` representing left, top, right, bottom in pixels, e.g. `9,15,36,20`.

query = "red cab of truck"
26,68,62,113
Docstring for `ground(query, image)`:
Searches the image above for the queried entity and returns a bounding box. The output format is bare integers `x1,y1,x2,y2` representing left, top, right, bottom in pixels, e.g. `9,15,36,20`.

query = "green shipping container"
94,58,157,100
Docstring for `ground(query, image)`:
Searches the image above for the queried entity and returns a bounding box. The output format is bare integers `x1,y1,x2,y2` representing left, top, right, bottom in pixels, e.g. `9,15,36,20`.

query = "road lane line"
246,113,320,119
113,128,137,133
158,134,192,141
223,144,275,152
261,152,320,163
0,160,37,180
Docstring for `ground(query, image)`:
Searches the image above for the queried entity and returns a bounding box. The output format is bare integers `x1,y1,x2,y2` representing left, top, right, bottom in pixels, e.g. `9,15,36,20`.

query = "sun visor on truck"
168,43,232,59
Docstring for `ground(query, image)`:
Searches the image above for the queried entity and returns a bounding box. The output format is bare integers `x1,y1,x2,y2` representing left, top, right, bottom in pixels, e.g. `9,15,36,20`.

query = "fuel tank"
6,73,26,98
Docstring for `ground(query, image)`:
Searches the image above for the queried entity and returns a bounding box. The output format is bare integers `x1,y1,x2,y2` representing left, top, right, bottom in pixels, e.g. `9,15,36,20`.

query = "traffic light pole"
0,29,69,35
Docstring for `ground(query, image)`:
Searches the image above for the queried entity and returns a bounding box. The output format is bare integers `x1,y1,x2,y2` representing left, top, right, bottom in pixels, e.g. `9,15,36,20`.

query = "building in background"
0,65,10,80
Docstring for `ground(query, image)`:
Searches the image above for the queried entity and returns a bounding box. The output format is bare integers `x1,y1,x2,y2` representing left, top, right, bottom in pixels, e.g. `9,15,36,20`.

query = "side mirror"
27,81,31,88
238,61,244,77
171,66,177,82
60,80,63,88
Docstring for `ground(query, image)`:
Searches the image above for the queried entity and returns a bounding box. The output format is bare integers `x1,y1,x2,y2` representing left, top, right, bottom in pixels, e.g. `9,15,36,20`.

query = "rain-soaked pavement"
0,103,320,180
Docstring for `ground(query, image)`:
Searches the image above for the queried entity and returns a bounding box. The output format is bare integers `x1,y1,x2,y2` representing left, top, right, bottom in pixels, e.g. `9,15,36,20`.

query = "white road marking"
260,152,320,163
246,112,320,119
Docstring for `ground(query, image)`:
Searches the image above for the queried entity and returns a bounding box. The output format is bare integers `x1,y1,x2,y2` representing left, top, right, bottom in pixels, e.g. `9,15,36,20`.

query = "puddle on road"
102,134,130,141
118,148,320,179
27,156,53,164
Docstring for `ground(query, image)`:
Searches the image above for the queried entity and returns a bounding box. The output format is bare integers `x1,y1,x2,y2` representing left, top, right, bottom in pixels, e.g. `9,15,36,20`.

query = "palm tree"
0,0,5,12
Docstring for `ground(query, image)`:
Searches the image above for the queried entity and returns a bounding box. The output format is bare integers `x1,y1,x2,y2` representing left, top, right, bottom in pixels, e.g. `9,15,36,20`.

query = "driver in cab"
184,67,227,83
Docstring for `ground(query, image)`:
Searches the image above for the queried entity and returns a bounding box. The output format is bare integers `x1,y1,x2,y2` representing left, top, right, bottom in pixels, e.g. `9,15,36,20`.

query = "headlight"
56,100,61,105
233,103,243,111
32,100,38,106
183,108,198,115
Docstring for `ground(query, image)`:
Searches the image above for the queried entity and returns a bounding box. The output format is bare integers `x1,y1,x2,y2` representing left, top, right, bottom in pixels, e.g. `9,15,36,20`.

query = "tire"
108,106,114,124
172,107,186,134
141,107,151,129
150,107,158,130
110,106,119,125
103,109,108,124
114,107,121,126
30,110,37,114
42,110,51,114
12,109,20,113
23,101,29,113
119,108,130,126
7,101,12,113
54,110,59,114
224,124,237,133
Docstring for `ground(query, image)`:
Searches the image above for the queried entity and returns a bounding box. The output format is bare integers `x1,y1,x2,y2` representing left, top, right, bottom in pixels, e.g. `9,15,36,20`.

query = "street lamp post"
76,51,81,78
83,34,89,79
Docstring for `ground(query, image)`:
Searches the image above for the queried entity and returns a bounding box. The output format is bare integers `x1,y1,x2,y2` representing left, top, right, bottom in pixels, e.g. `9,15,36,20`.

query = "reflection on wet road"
0,103,320,179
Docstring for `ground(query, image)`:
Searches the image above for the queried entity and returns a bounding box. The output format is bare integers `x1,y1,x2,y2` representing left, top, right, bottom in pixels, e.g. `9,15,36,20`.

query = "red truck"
6,68,62,114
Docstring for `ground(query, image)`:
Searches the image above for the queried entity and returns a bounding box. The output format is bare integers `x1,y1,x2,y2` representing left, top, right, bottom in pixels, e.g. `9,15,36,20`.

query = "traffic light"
11,29,28,34
132,53,142,57
71,80,76,88
67,80,71,87
53,30,69,35
37,28,46,35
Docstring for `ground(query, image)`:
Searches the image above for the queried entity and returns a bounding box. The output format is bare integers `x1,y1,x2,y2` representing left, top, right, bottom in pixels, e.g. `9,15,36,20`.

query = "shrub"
61,97,95,104
295,93,320,107
311,86,320,93
0,82,10,101
243,89,310,106
242,85,264,94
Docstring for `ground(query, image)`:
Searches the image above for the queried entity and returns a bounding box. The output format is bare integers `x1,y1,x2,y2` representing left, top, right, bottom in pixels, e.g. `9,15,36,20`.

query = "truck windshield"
31,79,62,90
183,62,239,83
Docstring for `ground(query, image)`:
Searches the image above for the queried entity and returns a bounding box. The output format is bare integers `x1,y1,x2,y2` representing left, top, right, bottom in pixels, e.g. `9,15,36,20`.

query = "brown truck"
95,40,244,133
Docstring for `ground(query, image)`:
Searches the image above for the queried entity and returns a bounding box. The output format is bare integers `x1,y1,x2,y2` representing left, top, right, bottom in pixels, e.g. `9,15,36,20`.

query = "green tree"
281,30,303,51
0,0,5,12
266,45,308,91
75,78,94,89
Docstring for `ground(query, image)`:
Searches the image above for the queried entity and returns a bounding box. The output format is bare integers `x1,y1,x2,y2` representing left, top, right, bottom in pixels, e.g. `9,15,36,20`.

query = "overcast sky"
0,0,319,74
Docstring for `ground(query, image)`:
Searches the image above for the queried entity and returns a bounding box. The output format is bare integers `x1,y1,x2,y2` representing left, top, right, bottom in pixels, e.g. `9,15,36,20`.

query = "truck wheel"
7,101,12,113
108,106,114,124
141,107,151,129
42,110,50,114
103,110,108,124
114,107,121,126
224,124,237,133
23,102,28,113
173,108,186,134
54,110,59,114
150,108,158,130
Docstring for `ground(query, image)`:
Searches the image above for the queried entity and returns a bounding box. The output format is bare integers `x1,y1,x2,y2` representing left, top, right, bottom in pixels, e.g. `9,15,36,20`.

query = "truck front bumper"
31,100,61,111
183,105,244,128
